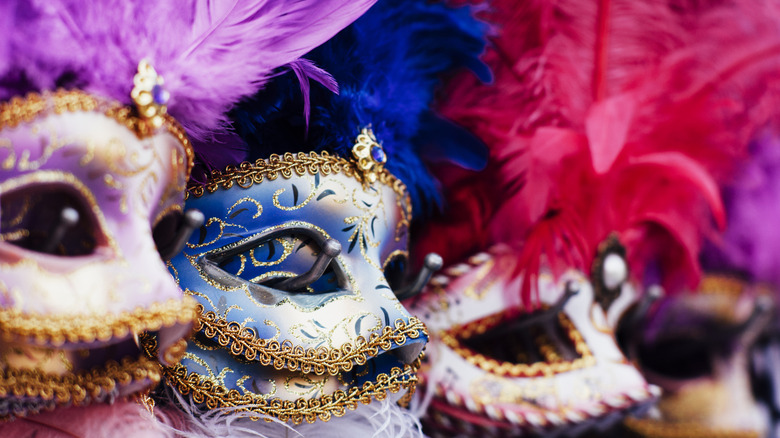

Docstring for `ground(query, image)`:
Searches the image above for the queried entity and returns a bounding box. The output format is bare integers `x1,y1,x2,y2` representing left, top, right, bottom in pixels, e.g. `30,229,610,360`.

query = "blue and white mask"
156,129,429,423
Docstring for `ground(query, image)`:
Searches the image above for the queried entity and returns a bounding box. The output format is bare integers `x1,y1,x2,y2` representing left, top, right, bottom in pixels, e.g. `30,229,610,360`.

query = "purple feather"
1,0,375,146
289,59,339,135
702,127,780,285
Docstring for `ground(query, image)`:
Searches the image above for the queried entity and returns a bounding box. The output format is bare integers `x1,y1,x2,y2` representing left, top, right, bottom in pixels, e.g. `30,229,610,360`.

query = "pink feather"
426,0,776,309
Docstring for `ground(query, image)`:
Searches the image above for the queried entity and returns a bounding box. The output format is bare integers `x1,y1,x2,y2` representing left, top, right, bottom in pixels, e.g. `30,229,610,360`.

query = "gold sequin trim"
163,359,419,424
0,90,195,178
197,305,427,376
623,417,761,438
0,354,161,407
0,297,198,346
188,151,408,199
441,312,594,377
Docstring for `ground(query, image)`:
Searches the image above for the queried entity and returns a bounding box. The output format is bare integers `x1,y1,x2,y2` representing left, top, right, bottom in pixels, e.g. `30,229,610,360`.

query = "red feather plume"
420,0,777,310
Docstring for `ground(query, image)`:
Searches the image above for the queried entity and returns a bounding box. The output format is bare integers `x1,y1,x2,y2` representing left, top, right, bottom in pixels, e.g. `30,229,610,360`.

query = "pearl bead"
603,253,627,290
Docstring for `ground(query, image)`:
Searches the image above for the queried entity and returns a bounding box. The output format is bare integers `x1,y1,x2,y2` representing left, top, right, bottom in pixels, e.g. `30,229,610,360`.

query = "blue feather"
230,0,491,217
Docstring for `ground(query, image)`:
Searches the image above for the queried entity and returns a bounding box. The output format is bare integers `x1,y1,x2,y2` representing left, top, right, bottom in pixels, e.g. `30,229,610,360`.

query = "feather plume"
1,0,376,159
0,401,174,438
422,0,772,310
230,0,490,215
702,127,780,286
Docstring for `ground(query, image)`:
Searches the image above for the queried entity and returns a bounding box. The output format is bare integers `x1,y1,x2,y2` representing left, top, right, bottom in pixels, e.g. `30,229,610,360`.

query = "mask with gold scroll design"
149,0,491,425
156,131,429,424
0,68,197,417
409,244,657,437
0,0,377,418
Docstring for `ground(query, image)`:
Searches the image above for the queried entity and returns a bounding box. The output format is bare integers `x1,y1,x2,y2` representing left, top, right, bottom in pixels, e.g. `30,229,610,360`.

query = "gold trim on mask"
0,90,195,179
441,312,594,378
162,358,419,424
0,297,198,346
697,275,748,296
0,354,162,409
188,151,408,200
196,304,427,376
623,417,761,438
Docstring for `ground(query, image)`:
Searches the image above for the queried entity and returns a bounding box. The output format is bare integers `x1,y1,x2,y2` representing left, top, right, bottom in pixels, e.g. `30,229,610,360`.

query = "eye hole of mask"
0,184,103,256
152,210,184,255
459,312,584,365
383,253,408,292
637,337,714,380
208,229,347,294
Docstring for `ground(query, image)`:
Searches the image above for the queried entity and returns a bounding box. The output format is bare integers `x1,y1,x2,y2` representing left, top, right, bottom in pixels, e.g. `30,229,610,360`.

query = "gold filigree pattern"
0,89,194,178
0,297,198,346
187,151,407,200
351,127,387,185
441,313,594,378
162,359,419,424
196,305,427,376
0,354,161,407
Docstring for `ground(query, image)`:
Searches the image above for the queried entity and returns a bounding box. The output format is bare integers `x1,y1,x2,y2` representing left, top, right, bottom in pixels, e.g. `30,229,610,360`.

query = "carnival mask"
623,276,771,437
0,63,198,416
158,129,429,424
410,244,656,437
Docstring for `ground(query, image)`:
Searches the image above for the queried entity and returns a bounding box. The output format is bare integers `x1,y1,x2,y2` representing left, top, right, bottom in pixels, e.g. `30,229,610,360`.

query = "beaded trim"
163,359,419,424
0,90,195,178
188,151,408,199
0,354,161,410
197,305,427,376
0,297,198,346
623,417,761,438
441,312,594,377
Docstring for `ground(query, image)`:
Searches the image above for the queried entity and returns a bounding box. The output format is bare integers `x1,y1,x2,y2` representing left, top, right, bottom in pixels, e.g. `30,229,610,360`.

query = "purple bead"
152,84,169,105
370,145,386,163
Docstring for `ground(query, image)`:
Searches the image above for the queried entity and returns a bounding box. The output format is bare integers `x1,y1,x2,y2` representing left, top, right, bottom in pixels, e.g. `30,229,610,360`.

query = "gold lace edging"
0,90,195,178
197,305,427,376
441,312,594,377
0,354,161,408
623,417,761,438
0,297,198,346
163,360,418,424
187,151,408,199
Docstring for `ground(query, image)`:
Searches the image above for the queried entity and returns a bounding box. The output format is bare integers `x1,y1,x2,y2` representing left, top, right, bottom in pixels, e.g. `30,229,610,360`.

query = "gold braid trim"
0,297,198,346
441,312,594,378
197,305,427,376
187,151,408,199
163,360,419,424
623,417,761,438
0,354,161,407
697,275,747,296
0,90,195,178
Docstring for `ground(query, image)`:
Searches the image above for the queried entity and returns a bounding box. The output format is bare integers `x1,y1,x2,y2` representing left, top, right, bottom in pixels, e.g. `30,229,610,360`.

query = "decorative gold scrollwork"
196,305,427,376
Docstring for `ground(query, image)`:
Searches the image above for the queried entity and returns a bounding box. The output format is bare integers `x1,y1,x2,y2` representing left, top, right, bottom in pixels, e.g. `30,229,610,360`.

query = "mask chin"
410,245,656,437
